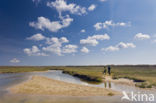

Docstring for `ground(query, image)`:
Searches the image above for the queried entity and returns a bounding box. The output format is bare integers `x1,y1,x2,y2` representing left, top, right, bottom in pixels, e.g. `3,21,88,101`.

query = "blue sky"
1,0,156,66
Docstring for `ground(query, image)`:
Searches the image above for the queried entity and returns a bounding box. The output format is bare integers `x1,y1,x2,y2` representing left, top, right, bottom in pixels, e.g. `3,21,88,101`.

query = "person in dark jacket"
108,66,111,75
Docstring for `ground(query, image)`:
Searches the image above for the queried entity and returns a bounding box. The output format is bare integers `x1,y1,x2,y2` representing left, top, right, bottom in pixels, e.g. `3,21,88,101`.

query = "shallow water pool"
0,70,155,103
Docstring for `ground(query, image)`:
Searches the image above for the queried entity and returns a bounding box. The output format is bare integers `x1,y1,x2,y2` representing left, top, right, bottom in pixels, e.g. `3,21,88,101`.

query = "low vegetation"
0,65,156,88
135,82,152,88
111,65,156,87
0,66,51,73
62,67,103,83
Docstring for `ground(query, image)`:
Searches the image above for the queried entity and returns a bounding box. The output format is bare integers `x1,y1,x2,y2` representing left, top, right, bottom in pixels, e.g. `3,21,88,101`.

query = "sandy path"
10,75,119,96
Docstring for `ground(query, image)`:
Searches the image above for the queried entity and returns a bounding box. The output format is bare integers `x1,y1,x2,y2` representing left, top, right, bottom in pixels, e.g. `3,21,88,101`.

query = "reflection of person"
108,66,111,75
109,82,111,88
104,82,107,88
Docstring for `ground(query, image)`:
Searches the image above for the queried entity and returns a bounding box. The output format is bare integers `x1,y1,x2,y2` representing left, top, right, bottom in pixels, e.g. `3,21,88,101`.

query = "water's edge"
0,70,156,103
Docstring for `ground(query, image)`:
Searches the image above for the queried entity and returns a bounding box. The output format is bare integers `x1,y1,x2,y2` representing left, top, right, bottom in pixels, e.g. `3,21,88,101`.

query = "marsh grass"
61,66,156,87
1,65,156,87
111,65,156,87
0,66,52,73
62,67,103,83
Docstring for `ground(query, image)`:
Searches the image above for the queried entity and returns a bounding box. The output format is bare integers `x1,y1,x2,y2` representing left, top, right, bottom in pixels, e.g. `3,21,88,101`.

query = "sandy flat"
104,76,135,86
10,75,119,96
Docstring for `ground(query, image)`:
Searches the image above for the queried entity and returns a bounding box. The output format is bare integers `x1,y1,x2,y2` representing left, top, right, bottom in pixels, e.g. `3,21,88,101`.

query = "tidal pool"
0,70,155,103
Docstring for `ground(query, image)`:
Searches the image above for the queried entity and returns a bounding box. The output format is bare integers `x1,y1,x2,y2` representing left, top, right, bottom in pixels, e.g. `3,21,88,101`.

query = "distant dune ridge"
10,76,118,96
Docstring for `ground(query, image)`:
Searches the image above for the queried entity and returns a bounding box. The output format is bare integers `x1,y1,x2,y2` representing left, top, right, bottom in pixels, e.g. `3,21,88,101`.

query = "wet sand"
104,76,135,86
10,75,119,96
0,93,124,103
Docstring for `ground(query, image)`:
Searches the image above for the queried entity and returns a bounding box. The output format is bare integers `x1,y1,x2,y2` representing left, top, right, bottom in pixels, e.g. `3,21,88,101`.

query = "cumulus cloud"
46,37,69,45
80,34,110,46
62,44,78,53
134,33,150,40
27,33,46,41
24,46,48,56
59,37,69,43
81,47,89,53
47,0,86,17
88,4,96,11
102,42,136,52
26,33,69,45
117,42,136,48
10,58,20,63
81,29,86,33
29,15,73,32
42,37,69,56
94,22,103,30
42,45,62,56
80,39,98,46
88,34,110,40
102,46,119,52
25,34,77,56
94,20,130,30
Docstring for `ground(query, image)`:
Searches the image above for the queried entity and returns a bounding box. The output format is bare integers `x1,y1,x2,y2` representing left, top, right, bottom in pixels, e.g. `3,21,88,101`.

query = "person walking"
108,66,111,75
103,67,107,75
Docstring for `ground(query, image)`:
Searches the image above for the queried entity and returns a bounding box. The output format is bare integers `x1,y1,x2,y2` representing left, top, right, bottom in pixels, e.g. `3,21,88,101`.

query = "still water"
0,70,155,103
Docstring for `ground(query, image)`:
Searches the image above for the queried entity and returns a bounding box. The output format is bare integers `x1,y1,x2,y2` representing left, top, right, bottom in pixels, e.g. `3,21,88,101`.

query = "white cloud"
81,29,86,33
94,20,130,30
80,39,98,46
117,42,136,48
24,46,48,56
10,58,20,63
81,47,89,53
88,4,96,11
88,34,110,40
36,52,49,56
134,33,150,40
42,37,69,56
102,46,119,52
94,22,103,30
27,33,46,41
80,34,110,46
62,44,78,53
60,37,69,43
47,0,86,16
25,35,78,56
102,42,136,52
29,15,73,32
46,37,69,45
26,33,69,45
42,45,62,56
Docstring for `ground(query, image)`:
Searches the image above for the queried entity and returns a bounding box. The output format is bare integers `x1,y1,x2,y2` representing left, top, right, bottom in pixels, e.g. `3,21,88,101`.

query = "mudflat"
10,76,119,96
